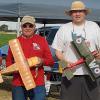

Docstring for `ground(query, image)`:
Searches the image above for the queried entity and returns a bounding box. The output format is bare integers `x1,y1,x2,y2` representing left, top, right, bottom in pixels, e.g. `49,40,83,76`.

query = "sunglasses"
22,24,34,28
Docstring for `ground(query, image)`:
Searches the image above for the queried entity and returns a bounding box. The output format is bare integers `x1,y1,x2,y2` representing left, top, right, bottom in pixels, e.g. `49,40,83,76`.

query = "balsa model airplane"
59,36,100,81
0,39,40,90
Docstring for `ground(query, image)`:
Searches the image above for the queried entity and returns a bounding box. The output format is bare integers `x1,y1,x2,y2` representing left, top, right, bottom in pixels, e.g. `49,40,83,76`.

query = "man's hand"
64,60,77,68
34,57,44,67
65,58,85,69
92,50,100,59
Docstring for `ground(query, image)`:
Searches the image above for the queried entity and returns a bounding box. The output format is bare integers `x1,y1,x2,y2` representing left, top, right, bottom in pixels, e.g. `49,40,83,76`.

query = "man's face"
21,23,35,38
70,10,86,24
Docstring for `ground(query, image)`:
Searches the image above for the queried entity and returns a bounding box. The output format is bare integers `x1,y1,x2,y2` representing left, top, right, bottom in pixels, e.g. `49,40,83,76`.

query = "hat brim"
64,8,91,16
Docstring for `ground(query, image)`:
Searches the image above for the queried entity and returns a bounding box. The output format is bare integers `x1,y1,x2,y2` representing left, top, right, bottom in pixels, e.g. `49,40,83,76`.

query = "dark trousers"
12,85,46,100
61,75,100,100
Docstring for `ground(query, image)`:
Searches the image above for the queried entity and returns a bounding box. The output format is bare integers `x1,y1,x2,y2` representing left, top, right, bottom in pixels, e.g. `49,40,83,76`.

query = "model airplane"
59,36,100,81
0,39,40,90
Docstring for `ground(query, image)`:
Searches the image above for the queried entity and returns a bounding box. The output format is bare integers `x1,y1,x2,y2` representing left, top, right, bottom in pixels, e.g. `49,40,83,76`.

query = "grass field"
0,33,17,47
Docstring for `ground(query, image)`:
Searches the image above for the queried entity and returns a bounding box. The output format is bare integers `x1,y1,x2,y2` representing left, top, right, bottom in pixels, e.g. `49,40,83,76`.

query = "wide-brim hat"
21,15,36,25
65,1,91,15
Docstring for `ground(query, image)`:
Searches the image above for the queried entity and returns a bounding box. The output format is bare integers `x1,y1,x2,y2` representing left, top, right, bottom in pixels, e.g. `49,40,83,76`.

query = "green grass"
0,34,17,47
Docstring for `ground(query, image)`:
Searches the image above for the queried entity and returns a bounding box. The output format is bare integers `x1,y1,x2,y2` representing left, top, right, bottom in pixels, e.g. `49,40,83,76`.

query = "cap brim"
21,21,34,25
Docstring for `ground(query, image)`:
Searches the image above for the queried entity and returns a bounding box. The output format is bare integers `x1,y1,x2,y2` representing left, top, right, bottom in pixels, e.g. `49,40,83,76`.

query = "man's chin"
74,20,84,24
22,34,33,38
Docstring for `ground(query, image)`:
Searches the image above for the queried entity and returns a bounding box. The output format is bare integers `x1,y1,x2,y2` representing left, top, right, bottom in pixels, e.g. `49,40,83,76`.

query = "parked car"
36,26,62,96
36,26,60,62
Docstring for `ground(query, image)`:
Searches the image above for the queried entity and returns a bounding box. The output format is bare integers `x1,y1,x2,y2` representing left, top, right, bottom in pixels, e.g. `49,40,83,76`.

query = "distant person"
0,49,2,65
52,1,100,100
6,15,54,100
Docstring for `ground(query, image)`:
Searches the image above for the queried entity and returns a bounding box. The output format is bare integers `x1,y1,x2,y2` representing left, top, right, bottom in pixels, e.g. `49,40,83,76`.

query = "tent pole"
17,17,21,37
43,21,46,37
